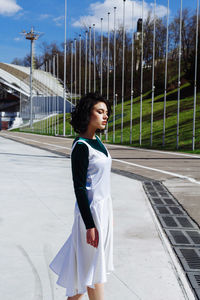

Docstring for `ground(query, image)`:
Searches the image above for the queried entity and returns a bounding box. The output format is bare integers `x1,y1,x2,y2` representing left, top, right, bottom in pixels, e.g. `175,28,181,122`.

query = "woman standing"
49,93,114,300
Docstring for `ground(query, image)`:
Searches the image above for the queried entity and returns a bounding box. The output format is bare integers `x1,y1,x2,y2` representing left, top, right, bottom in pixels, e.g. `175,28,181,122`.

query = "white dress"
49,136,114,297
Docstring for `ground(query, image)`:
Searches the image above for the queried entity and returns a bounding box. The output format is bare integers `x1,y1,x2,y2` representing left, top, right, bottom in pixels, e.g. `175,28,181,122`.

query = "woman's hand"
86,227,99,248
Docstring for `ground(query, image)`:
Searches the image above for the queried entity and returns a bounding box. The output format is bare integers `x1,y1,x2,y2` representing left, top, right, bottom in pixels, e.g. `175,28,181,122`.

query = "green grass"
168,71,185,84
11,84,200,154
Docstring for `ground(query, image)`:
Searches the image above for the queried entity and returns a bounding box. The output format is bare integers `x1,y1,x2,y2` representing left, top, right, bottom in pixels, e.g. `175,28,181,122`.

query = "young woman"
49,93,114,300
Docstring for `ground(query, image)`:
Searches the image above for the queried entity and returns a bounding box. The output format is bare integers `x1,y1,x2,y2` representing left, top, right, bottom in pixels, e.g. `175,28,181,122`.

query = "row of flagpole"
61,0,199,149
43,55,60,136
25,54,61,136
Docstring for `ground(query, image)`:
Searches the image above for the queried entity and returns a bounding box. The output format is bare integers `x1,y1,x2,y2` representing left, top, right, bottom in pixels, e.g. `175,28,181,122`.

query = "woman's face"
88,102,108,131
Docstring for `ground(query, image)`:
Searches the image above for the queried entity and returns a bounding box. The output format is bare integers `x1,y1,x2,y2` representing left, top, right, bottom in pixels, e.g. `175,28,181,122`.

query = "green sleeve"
71,142,96,229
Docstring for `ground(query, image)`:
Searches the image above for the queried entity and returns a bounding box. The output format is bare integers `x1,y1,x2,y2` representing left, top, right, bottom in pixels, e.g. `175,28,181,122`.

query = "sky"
0,0,198,63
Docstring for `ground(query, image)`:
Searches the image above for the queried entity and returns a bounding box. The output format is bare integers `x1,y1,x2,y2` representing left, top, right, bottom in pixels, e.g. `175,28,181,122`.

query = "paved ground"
1,131,200,227
0,133,193,299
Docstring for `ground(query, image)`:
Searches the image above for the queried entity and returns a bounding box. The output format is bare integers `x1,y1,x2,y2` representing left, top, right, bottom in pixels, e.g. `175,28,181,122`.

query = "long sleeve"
71,142,96,229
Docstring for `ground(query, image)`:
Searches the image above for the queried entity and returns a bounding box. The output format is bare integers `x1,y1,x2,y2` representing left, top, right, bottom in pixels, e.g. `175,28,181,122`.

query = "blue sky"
0,0,197,63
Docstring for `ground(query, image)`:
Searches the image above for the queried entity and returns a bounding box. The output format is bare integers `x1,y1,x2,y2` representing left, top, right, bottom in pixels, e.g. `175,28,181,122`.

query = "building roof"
0,63,69,99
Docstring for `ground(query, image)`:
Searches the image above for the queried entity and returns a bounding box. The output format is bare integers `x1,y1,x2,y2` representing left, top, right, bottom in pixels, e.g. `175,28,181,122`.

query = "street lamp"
21,28,42,128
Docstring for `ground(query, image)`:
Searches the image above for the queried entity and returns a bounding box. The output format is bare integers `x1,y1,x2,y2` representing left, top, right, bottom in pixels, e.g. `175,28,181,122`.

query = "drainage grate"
148,191,159,197
151,181,162,187
165,229,200,246
148,196,178,206
159,191,169,197
157,215,198,229
162,197,177,205
174,247,200,272
188,272,200,288
174,249,200,299
165,229,192,245
195,289,200,299
187,231,200,245
177,217,198,229
143,183,179,205
143,180,200,299
156,206,171,214
158,215,178,227
154,205,186,216
170,206,186,215
187,272,200,299
150,197,164,205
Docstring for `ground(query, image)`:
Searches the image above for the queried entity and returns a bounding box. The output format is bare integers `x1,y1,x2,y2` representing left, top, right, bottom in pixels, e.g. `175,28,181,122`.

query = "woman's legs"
87,283,104,300
67,294,84,300
66,282,104,300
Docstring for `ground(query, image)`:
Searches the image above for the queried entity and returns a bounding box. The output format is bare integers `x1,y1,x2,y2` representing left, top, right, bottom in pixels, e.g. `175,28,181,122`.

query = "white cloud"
72,0,168,32
14,37,21,41
0,0,22,16
39,14,52,20
53,16,65,27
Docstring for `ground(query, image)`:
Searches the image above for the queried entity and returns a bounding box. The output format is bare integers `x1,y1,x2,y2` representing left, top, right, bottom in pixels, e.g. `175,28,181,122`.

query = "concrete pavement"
0,135,193,299
1,131,200,228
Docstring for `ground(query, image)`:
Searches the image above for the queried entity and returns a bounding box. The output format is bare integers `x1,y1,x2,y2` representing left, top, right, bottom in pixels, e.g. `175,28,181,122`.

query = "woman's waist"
86,177,111,189
74,194,111,216
86,187,111,199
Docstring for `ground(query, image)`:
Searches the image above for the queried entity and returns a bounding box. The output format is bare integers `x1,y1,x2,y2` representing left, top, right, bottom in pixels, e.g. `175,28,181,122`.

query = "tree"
169,8,195,73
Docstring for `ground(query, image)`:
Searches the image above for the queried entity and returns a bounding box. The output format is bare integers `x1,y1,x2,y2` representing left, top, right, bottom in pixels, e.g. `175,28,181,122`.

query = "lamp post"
21,28,41,128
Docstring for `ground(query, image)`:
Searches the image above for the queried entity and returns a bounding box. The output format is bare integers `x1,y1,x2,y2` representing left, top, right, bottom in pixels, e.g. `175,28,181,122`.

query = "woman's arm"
71,142,96,230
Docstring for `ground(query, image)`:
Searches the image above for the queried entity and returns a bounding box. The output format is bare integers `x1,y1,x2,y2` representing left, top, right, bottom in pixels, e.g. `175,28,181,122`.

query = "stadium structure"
0,63,72,130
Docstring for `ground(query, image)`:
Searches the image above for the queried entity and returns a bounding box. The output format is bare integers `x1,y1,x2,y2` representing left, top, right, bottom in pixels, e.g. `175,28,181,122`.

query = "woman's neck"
79,130,96,140
79,134,96,140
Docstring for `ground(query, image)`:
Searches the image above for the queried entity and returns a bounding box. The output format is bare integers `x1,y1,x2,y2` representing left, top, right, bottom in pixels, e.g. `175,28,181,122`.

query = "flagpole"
139,0,144,146
93,24,96,92
100,18,103,95
163,0,169,146
113,7,117,143
85,30,88,94
49,59,52,134
150,0,156,146
71,41,73,98
56,53,59,135
192,0,199,151
106,12,110,141
63,0,67,136
70,41,73,135
79,34,82,98
89,26,92,92
46,61,48,134
121,0,126,143
74,38,77,106
176,0,182,150
130,1,134,144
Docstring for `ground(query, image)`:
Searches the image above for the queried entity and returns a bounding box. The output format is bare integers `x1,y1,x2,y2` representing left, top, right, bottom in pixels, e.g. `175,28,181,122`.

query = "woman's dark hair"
70,93,112,134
